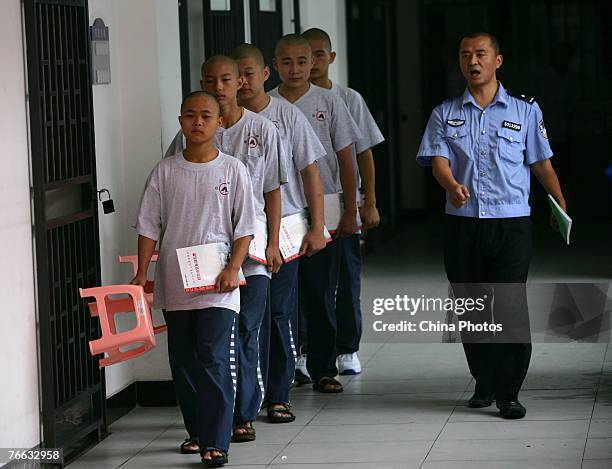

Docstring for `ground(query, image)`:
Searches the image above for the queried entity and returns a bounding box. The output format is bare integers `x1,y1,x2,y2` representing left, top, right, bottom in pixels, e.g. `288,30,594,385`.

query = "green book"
548,194,572,245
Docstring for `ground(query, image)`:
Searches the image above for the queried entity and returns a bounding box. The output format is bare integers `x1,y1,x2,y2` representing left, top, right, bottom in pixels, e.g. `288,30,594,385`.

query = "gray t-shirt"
260,96,326,217
136,152,256,312
269,84,362,195
330,82,385,194
164,109,286,277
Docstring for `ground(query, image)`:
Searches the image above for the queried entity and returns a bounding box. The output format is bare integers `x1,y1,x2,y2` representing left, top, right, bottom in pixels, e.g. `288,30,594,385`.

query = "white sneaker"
294,354,312,384
338,352,362,375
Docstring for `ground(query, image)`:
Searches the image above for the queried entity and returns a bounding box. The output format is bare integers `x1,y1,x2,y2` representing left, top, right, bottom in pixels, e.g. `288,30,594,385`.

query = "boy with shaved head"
302,27,385,376
231,43,327,422
269,34,362,393
166,55,286,442
138,91,256,466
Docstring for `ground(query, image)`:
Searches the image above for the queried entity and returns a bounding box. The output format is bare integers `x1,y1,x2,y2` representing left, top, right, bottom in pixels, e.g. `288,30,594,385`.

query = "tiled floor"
70,219,612,468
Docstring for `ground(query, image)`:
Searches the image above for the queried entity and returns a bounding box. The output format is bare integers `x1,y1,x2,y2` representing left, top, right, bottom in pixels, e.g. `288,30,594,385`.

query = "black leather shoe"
468,392,495,408
497,400,526,419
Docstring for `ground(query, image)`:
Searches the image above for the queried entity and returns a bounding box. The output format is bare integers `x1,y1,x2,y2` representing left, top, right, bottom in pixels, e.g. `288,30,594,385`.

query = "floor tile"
269,440,432,464
583,437,612,459
438,419,589,440
426,438,585,462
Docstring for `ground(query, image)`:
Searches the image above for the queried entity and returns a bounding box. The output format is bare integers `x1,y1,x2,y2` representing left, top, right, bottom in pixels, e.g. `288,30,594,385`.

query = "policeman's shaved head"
274,34,312,57
461,32,501,54
201,55,240,78
231,43,266,68
180,90,221,116
302,28,333,51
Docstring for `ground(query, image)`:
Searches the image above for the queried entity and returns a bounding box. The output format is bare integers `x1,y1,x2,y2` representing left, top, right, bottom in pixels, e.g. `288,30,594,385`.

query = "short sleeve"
330,97,362,153
261,124,284,193
135,166,163,241
525,101,554,165
416,106,452,166
291,110,327,171
348,91,385,154
231,162,257,240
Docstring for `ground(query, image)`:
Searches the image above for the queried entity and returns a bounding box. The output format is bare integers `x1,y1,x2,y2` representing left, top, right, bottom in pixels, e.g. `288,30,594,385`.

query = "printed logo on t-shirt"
245,135,261,149
314,110,327,121
215,182,230,196
270,120,281,130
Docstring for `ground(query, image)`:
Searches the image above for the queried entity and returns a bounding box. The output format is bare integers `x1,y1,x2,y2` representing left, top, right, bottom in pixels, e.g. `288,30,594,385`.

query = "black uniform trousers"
444,215,532,402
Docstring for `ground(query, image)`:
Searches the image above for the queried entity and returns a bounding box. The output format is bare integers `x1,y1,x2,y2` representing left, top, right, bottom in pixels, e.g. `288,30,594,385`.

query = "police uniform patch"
538,119,548,139
447,119,465,127
502,120,522,131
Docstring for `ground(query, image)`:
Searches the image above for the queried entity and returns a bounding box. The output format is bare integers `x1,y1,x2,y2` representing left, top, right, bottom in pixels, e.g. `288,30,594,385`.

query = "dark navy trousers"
234,275,270,424
444,215,533,401
163,308,236,452
263,258,299,404
335,233,363,354
299,238,342,381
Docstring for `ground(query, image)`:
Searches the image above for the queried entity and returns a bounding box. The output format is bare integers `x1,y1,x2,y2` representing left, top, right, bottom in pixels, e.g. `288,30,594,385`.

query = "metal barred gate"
23,0,106,459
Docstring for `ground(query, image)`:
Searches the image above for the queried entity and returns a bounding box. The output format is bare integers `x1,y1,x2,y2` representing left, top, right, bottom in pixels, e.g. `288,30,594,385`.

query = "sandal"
313,376,343,393
267,403,296,423
201,447,228,467
232,422,256,442
180,437,200,454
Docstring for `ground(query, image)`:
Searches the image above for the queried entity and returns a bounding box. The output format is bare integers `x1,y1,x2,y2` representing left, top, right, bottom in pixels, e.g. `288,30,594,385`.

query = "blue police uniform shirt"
417,82,553,218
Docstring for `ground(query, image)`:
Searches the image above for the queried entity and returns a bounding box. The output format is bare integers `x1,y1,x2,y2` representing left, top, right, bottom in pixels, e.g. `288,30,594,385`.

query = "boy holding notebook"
133,91,256,466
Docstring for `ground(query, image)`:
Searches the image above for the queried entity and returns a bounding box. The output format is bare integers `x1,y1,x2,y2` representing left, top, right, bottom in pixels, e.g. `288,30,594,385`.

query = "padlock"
98,189,115,214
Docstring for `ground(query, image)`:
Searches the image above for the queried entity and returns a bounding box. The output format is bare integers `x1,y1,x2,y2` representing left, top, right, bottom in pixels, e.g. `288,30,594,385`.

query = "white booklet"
176,242,246,293
248,219,269,264
324,193,362,234
279,211,333,262
548,194,572,245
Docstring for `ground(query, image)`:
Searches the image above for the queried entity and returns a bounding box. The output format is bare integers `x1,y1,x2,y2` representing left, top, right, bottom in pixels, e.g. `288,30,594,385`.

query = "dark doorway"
203,0,246,56
346,0,401,247
23,0,106,461
249,0,283,90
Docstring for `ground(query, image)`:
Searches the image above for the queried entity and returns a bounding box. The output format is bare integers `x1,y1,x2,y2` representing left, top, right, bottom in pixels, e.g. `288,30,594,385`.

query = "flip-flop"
267,403,296,423
313,376,343,393
201,447,228,467
180,437,200,454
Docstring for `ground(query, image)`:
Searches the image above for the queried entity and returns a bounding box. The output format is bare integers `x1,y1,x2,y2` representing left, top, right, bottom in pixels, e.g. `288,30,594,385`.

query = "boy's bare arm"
300,162,326,256
264,188,282,273
130,235,157,286
335,145,358,238
216,236,252,293
357,149,379,228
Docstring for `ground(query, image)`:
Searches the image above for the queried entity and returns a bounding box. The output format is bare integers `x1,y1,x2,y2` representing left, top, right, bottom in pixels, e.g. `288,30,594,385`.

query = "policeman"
417,32,567,419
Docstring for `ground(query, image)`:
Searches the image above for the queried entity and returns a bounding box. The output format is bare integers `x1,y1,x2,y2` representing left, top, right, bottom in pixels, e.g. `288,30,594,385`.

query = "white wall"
0,0,41,450
299,0,348,86
89,0,181,394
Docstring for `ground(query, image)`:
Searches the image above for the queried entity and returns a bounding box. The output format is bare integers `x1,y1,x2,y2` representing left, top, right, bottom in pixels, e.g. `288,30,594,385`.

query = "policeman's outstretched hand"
449,183,470,208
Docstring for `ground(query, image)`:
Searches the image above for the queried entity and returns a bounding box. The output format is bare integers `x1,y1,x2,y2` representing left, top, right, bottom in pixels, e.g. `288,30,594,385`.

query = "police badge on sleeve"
538,120,548,139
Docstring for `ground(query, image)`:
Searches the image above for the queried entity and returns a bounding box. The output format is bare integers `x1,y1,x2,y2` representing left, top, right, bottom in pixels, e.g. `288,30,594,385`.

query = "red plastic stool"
118,252,167,334
80,284,156,367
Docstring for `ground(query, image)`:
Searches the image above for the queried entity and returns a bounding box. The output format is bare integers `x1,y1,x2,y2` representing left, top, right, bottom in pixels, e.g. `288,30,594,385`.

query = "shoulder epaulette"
508,91,535,104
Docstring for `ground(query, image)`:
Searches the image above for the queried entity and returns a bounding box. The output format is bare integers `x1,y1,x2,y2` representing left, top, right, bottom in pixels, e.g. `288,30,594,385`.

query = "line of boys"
133,30,384,467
